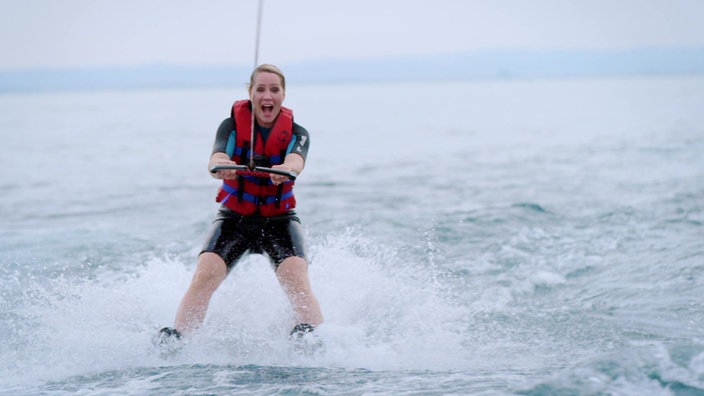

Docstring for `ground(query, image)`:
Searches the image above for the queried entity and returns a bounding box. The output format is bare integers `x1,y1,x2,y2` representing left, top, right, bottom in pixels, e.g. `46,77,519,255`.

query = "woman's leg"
174,252,229,334
276,256,323,328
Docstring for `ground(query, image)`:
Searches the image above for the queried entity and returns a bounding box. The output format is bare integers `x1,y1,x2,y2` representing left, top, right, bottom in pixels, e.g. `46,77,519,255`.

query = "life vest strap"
221,182,293,206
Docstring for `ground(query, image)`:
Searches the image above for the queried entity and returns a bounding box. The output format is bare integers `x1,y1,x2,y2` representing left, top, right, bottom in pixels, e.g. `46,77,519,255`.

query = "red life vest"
215,100,297,216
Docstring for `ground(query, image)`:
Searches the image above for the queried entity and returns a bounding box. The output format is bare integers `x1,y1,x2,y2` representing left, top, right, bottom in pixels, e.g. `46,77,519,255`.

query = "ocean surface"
1,76,703,395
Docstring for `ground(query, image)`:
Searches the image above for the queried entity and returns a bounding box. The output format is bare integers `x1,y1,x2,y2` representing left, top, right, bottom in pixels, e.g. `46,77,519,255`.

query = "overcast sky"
1,0,703,71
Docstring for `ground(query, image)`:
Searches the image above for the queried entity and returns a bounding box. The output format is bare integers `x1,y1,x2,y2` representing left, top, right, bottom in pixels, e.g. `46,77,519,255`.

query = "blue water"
1,76,703,395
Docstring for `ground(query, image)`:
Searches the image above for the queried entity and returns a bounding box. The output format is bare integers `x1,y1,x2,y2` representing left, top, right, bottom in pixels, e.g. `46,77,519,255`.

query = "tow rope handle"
209,164,297,181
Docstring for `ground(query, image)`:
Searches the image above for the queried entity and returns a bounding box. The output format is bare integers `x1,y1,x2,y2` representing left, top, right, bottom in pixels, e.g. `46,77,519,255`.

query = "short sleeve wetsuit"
211,117,310,159
201,116,311,271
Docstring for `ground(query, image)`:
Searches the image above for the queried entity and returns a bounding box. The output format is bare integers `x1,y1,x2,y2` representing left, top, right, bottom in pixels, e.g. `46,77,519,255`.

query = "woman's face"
249,71,285,128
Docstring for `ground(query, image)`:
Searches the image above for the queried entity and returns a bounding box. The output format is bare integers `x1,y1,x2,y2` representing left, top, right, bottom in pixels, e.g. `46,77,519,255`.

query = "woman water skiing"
159,64,323,344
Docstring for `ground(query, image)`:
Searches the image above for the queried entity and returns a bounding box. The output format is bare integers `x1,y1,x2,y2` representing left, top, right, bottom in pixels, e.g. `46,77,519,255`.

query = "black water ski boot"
154,327,183,358
289,323,323,356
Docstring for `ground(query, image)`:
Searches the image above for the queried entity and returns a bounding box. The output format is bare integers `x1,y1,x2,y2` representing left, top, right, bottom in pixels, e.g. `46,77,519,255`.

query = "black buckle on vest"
274,184,283,208
242,141,250,166
237,177,245,203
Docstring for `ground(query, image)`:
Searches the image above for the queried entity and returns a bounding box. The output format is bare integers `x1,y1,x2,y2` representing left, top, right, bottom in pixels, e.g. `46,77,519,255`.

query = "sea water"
1,76,703,395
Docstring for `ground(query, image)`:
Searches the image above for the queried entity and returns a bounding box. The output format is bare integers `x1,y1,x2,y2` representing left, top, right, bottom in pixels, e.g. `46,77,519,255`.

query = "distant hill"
1,47,703,93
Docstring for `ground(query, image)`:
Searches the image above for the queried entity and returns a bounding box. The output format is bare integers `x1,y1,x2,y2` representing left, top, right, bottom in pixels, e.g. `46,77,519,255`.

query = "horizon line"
2,45,704,74
1,46,703,93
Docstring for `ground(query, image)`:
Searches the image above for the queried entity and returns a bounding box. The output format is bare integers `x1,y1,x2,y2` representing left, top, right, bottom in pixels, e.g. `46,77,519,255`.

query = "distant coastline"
1,47,703,93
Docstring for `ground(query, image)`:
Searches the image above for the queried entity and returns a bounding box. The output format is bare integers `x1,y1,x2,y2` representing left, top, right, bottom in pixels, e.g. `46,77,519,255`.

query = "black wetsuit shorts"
201,207,307,271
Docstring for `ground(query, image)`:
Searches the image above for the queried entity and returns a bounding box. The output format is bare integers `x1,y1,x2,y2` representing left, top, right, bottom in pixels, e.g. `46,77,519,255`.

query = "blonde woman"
160,64,323,345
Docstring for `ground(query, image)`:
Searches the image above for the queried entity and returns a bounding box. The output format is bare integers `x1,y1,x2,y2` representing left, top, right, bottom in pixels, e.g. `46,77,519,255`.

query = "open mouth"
261,104,274,117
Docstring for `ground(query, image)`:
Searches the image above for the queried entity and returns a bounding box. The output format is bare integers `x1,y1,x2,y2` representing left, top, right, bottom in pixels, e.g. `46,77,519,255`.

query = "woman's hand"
270,153,305,185
209,153,239,180
270,164,292,185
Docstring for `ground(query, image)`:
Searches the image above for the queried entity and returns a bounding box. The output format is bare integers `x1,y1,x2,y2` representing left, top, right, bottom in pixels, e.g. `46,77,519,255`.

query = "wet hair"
249,64,286,92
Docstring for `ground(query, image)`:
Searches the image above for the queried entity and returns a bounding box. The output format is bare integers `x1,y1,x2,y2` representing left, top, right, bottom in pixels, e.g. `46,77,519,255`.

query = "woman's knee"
276,256,311,291
192,253,228,288
277,256,308,277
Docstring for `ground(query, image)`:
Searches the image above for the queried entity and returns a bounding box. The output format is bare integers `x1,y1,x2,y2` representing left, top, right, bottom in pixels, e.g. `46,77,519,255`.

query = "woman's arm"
209,152,240,180
209,118,239,179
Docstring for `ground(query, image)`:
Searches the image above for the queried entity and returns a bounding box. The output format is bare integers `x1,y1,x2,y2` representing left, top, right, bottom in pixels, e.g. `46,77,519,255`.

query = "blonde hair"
248,64,286,92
